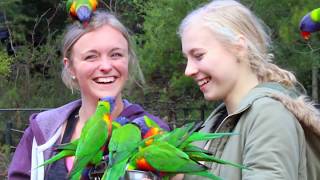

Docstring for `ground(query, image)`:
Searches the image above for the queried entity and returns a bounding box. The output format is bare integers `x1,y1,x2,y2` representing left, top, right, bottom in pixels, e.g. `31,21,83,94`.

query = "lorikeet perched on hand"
299,7,320,40
66,0,98,26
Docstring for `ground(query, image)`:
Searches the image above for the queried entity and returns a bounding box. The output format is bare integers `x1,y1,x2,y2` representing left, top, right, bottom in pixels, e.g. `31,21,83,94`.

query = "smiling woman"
65,24,129,109
178,0,320,180
8,10,170,180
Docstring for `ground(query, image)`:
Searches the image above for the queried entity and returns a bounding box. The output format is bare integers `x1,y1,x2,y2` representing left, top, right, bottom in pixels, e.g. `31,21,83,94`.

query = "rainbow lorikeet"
102,115,166,180
127,121,246,180
68,96,115,180
37,97,116,180
102,123,142,180
66,0,98,26
299,7,320,40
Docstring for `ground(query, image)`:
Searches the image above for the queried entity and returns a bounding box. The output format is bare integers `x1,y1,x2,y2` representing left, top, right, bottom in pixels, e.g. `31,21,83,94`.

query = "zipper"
214,104,251,133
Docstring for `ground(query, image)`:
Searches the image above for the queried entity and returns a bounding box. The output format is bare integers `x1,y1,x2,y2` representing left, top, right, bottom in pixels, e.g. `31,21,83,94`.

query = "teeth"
198,78,210,86
95,77,115,83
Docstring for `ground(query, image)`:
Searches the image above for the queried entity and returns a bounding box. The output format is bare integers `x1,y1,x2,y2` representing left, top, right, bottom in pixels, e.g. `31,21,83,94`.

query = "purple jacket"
8,99,169,180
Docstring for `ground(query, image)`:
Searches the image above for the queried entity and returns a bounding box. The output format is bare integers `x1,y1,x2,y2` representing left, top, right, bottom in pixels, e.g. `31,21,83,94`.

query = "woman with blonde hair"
8,10,170,180
178,0,320,179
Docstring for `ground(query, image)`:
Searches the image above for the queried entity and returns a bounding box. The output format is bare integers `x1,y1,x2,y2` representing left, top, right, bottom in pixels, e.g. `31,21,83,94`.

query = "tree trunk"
312,66,318,103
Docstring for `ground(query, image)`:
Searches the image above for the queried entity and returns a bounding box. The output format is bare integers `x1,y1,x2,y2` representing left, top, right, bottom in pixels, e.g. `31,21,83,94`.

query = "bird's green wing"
186,151,247,169
108,123,141,164
179,132,237,149
36,150,74,168
102,157,129,180
105,123,141,180
144,142,206,173
66,0,73,11
55,139,79,151
157,122,194,147
182,144,211,153
75,0,93,11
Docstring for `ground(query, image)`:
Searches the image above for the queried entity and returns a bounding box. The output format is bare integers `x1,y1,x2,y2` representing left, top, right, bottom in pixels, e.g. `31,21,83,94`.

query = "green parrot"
36,97,126,179
38,119,122,170
128,141,224,180
102,123,142,180
127,121,244,179
129,141,206,173
68,96,115,180
299,7,320,40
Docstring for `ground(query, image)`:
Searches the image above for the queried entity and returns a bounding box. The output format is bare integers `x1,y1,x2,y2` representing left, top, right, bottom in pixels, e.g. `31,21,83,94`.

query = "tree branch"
3,11,16,57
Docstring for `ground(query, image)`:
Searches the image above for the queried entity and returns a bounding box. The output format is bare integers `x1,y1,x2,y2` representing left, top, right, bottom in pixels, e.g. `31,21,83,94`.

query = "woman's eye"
194,53,204,60
84,55,97,61
111,53,123,59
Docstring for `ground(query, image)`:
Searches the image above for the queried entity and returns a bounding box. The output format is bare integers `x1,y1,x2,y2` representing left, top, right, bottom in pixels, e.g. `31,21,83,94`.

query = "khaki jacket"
185,82,320,180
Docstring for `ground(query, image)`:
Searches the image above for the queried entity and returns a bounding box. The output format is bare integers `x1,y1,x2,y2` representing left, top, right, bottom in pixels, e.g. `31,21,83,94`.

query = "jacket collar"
203,82,297,132
30,100,82,145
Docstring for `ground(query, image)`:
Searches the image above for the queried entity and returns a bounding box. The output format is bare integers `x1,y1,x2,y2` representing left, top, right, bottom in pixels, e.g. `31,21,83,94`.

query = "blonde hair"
179,0,320,142
178,0,297,88
61,10,144,91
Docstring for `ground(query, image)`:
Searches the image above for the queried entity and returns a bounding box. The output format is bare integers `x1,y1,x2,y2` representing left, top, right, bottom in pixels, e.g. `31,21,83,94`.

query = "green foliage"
0,144,10,178
135,0,208,105
0,0,78,109
0,49,12,76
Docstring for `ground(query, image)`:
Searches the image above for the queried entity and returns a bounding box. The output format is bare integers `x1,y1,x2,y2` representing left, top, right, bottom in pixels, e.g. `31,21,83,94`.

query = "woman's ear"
63,57,75,76
235,35,248,62
236,35,247,52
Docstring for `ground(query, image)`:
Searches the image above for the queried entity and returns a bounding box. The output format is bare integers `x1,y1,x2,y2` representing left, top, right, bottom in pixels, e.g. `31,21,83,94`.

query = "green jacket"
186,82,320,180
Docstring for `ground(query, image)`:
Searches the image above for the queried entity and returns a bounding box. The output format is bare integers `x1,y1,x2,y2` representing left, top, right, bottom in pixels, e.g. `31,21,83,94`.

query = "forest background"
0,0,319,176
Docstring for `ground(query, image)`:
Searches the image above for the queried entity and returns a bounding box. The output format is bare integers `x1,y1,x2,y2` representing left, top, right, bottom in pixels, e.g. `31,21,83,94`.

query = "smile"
198,77,211,87
94,76,116,84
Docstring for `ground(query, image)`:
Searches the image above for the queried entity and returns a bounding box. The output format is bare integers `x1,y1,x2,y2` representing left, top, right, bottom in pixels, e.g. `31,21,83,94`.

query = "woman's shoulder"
246,96,296,123
32,99,81,122
241,96,303,137
29,99,81,143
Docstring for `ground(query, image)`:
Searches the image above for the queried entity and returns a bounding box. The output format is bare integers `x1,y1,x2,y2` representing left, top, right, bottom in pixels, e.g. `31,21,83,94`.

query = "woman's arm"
8,127,34,180
242,99,305,180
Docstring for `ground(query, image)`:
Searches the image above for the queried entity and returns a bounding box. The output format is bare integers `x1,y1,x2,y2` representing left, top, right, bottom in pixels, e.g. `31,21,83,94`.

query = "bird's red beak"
301,31,311,40
82,21,89,28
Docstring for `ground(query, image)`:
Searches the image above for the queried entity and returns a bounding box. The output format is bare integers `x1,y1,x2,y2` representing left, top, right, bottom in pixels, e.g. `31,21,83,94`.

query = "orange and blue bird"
66,0,98,26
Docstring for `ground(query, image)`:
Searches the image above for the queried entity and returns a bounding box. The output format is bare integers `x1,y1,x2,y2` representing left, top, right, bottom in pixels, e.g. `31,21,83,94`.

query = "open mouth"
94,77,116,84
198,77,211,88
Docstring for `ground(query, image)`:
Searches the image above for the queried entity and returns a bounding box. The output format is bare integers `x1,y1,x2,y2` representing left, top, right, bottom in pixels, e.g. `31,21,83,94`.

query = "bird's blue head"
299,13,320,32
100,96,115,112
76,5,92,25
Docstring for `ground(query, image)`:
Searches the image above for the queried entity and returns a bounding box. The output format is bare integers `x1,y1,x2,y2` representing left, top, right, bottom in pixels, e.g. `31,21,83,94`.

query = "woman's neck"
224,73,259,114
78,95,124,124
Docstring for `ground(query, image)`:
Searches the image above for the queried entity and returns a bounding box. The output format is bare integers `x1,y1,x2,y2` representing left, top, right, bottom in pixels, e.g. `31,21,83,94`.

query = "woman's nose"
184,60,198,77
99,57,112,72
